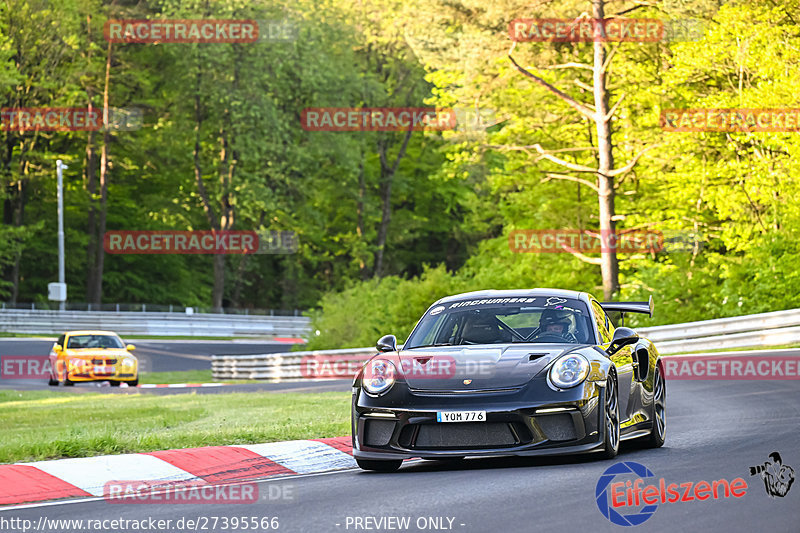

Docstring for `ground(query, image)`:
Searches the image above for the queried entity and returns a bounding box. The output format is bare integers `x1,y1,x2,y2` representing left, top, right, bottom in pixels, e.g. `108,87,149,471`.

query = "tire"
598,371,620,460
642,367,666,448
128,379,138,387
63,379,75,387
355,458,403,472
110,381,121,387
48,377,59,386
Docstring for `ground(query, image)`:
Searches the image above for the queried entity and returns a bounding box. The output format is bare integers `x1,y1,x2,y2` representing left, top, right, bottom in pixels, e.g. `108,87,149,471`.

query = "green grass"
0,390,350,464
139,370,215,384
127,334,288,340
669,342,800,355
138,370,258,384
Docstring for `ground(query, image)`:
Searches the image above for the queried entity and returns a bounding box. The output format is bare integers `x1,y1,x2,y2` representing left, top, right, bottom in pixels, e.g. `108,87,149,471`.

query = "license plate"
436,411,486,423
94,365,112,375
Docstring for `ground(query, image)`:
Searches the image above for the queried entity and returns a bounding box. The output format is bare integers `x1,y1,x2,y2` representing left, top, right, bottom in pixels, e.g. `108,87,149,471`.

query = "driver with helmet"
534,308,578,342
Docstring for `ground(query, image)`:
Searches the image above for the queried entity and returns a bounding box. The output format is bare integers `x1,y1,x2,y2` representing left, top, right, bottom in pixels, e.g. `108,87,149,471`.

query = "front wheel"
598,372,620,460
356,458,403,472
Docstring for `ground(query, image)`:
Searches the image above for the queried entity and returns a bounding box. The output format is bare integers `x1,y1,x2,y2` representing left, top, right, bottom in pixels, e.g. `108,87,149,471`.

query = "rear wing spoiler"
600,295,654,324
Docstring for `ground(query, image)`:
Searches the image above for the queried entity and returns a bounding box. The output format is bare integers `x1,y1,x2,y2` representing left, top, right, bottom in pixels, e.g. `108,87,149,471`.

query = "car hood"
397,344,589,390
63,349,132,358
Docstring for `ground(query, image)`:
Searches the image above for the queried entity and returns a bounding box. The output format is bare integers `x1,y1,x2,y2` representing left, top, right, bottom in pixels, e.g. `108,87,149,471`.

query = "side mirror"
126,344,136,351
53,345,62,354
376,334,397,353
607,327,638,355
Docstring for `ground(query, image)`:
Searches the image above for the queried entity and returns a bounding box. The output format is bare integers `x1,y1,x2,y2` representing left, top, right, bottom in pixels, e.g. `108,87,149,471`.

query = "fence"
0,309,310,337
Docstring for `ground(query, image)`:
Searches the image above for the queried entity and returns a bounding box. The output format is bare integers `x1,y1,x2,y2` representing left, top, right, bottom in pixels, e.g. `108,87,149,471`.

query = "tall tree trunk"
356,158,368,280
91,40,113,303
8,177,25,304
507,0,659,301
86,122,97,301
85,14,98,303
592,0,619,300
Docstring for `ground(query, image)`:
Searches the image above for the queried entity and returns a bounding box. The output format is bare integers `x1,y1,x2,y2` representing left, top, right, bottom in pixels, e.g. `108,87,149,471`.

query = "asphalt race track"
0,338,297,371
2,378,799,533
0,338,343,393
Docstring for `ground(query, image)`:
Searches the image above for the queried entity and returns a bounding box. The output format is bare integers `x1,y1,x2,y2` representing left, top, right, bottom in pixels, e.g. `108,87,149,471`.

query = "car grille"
400,422,531,449
535,413,577,441
91,358,117,365
363,419,396,447
409,387,522,396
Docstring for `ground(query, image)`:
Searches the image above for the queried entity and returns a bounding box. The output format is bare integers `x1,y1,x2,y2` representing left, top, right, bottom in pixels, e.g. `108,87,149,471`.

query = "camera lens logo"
749,452,795,498
596,461,658,526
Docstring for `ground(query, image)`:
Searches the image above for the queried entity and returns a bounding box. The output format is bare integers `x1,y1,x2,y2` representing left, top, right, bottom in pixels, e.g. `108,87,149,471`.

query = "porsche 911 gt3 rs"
351,289,665,472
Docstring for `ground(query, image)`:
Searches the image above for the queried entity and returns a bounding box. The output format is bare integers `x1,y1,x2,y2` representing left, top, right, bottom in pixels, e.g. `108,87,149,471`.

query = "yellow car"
48,330,139,387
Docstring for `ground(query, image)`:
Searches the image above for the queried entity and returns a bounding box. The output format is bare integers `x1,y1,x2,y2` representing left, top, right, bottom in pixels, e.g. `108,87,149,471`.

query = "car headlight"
362,359,396,395
121,357,135,368
549,354,589,389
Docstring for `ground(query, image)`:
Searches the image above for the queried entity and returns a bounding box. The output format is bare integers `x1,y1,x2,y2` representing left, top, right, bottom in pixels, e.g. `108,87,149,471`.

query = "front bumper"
352,378,608,460
63,359,138,382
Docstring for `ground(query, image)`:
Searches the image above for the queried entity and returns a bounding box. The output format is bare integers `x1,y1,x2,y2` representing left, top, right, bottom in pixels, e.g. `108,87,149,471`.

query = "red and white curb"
0,437,353,506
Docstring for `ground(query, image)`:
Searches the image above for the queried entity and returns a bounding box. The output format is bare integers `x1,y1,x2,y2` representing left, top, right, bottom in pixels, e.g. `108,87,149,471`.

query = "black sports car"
351,289,665,472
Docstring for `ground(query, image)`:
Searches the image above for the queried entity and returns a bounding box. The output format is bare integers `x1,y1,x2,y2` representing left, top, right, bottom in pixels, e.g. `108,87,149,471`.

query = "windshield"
66,335,125,349
404,297,595,348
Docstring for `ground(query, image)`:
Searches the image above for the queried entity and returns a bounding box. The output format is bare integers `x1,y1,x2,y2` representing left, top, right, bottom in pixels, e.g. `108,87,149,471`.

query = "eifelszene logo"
595,461,748,526
749,452,795,498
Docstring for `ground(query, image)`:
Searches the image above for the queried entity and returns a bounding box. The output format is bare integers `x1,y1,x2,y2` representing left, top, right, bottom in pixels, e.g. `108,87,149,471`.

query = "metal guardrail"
0,309,310,337
213,347,375,380
637,308,800,353
212,308,800,380
1,302,302,315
